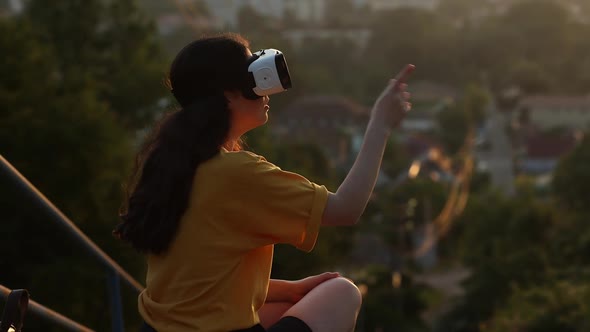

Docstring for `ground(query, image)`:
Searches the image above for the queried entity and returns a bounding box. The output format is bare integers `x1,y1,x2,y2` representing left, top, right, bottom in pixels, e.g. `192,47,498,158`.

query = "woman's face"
226,49,270,137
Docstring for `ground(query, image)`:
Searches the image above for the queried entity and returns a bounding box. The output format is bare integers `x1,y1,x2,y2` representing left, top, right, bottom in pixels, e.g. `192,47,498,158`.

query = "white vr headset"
243,49,292,100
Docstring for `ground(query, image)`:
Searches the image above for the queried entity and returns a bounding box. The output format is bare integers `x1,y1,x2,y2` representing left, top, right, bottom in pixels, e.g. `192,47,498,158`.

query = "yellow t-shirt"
138,150,329,332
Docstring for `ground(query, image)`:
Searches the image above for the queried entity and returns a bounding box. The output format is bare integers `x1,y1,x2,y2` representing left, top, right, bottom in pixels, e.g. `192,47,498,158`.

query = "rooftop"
519,95,590,110
525,133,580,159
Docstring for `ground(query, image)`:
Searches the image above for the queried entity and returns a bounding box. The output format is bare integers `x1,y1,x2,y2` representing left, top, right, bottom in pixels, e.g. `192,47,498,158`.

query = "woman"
114,33,413,332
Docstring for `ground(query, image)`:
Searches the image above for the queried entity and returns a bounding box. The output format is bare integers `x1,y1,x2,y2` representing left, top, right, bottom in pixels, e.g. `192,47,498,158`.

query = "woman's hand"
287,272,341,303
371,64,415,132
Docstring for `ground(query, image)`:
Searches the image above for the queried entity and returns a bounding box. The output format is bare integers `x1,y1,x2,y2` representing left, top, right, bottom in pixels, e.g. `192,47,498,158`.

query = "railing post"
107,270,124,332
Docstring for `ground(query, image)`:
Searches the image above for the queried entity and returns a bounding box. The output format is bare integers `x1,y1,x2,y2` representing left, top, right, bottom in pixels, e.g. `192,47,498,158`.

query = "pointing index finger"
393,64,415,86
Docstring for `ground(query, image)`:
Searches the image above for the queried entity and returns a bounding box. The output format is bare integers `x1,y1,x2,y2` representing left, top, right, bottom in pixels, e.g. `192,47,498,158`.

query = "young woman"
114,33,413,332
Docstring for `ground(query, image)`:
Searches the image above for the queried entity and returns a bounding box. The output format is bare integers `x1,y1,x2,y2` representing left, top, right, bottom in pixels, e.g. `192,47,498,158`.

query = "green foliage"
436,104,469,155
382,135,411,179
323,0,365,28
435,188,590,331
0,0,166,329
237,4,275,35
436,84,489,154
552,136,590,213
366,7,458,87
483,281,590,332
26,0,167,129
356,265,432,332
461,84,490,125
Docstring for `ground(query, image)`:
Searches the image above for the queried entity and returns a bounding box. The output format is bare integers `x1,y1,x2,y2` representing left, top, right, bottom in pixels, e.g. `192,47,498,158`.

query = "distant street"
476,101,515,196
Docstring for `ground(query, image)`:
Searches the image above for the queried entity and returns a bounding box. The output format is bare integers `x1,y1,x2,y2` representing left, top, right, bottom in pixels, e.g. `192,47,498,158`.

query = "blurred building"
203,0,326,28
514,131,582,189
517,132,578,175
282,28,371,51
0,0,23,16
516,95,590,130
270,95,369,165
155,13,214,36
356,0,439,11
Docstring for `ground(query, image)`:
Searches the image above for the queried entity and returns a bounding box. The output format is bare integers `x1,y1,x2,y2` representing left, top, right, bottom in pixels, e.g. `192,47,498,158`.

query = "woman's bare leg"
258,302,293,329
281,277,362,332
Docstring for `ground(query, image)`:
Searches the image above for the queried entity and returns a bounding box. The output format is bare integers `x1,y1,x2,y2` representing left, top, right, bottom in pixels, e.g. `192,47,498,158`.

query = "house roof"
525,133,578,159
519,95,590,110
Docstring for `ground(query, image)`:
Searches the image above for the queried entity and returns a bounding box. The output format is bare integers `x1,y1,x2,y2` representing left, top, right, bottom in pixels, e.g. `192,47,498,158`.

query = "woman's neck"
223,138,243,152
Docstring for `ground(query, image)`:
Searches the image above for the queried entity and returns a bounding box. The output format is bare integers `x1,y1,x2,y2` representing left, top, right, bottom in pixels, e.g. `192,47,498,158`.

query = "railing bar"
0,284,94,332
107,271,125,332
0,154,143,292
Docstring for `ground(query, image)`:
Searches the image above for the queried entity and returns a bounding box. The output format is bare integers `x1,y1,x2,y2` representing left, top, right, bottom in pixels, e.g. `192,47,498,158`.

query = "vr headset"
243,49,292,100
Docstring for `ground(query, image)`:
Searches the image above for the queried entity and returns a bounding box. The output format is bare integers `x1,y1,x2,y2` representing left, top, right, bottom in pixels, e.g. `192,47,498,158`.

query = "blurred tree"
435,192,557,332
281,7,301,28
243,125,276,161
273,142,337,189
436,104,469,155
0,15,143,331
505,60,553,94
566,23,590,94
437,0,480,22
375,179,448,255
324,0,361,28
237,4,274,35
461,84,490,126
288,37,364,99
485,0,577,93
483,280,590,332
435,84,488,155
138,0,177,13
365,7,460,91
26,0,168,129
552,135,590,213
381,135,411,180
357,265,432,332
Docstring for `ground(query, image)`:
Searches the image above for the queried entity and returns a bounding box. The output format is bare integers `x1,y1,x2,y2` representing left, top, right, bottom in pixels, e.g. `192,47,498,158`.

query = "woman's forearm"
322,118,391,226
265,279,294,303
321,65,413,227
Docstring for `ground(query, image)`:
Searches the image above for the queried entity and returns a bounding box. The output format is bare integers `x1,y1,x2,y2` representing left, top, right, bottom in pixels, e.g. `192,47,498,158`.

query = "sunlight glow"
408,161,421,179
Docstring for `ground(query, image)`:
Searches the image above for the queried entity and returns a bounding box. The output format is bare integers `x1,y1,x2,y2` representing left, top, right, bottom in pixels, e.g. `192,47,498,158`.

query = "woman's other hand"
371,64,415,132
288,272,341,303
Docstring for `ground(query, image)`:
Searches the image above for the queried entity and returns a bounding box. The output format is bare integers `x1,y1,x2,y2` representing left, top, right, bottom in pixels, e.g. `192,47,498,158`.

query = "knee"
323,277,362,309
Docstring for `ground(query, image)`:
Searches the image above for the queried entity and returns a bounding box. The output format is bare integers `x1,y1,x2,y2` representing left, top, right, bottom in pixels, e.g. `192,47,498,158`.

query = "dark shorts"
140,316,312,332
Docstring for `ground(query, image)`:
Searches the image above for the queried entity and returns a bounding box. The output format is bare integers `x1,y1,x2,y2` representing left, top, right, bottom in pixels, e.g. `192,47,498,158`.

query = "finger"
404,102,412,112
320,272,340,279
312,272,340,283
393,64,415,85
390,81,408,93
402,92,411,100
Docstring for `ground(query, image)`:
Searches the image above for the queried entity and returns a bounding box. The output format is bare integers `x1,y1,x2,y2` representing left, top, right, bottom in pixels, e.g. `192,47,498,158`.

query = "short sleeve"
224,152,329,252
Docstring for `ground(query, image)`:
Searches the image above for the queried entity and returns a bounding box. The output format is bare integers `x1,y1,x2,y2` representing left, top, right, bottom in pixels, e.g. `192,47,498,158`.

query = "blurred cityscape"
1,0,590,331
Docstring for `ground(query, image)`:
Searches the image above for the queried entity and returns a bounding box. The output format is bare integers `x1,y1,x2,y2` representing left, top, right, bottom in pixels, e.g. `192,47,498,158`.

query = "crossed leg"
258,277,362,332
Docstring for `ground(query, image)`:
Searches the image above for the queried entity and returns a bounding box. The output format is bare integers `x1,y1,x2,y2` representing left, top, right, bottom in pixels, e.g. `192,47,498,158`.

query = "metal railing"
0,284,93,331
0,154,144,331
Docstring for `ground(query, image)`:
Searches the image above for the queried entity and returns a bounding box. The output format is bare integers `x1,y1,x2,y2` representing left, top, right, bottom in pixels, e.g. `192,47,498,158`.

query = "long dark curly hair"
114,33,251,254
